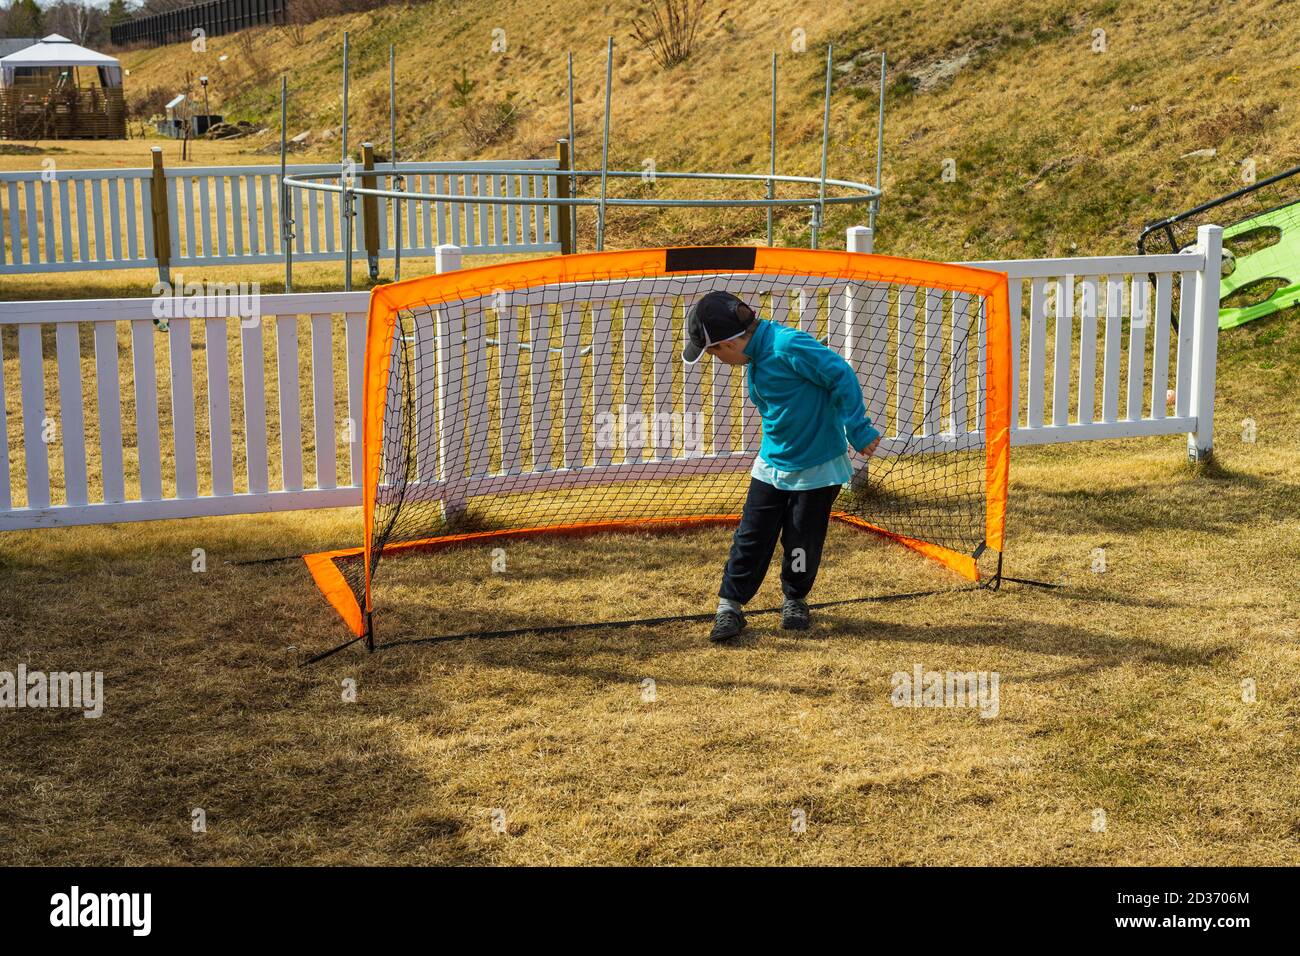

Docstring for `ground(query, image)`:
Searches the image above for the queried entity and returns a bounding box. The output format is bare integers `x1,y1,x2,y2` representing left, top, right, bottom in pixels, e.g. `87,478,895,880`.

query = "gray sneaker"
781,598,811,631
709,607,746,642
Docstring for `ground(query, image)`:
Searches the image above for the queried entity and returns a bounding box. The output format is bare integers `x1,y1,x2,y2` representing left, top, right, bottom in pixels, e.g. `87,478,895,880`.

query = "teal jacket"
743,319,881,471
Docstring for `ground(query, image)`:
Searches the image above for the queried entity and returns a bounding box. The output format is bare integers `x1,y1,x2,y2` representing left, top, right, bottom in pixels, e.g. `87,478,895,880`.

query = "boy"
682,290,881,642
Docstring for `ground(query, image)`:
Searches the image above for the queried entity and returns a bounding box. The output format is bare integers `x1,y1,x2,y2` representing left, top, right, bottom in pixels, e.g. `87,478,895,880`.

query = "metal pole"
870,51,886,234
766,52,777,246
343,181,354,292
813,43,832,250
595,36,613,252
390,44,402,281
341,31,351,290
280,75,292,292
341,32,349,166
567,52,577,251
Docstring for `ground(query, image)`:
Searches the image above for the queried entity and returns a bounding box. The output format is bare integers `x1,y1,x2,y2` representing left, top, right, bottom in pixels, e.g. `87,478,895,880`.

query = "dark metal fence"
111,0,288,48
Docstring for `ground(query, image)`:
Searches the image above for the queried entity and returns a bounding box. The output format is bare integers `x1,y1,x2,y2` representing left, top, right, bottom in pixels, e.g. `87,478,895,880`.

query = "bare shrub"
630,0,714,68
461,93,520,150
448,65,519,150
232,29,268,81
126,85,172,122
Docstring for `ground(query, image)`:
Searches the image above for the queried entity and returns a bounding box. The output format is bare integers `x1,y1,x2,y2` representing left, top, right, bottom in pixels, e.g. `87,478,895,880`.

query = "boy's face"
706,335,751,365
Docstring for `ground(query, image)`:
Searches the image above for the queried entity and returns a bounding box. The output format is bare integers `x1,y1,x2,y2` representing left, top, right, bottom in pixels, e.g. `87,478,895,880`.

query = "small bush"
630,0,715,69
125,85,172,122
460,93,520,150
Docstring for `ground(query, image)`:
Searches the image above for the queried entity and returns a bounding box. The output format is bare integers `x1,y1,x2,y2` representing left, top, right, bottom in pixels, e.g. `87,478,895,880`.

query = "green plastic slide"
1217,202,1300,329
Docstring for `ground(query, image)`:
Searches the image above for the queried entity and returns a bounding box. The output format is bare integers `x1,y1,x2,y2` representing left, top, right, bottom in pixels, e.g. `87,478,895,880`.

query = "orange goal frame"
304,246,1012,641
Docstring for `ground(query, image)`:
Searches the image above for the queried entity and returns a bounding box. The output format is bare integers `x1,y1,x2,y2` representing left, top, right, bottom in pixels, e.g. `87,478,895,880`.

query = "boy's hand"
859,436,881,457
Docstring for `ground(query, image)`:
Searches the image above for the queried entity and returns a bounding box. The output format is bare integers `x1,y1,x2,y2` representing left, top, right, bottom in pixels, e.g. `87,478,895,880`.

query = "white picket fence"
950,225,1221,457
0,226,1223,531
0,159,562,275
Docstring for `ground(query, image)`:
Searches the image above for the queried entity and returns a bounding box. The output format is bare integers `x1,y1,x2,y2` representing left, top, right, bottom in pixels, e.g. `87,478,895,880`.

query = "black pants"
718,477,841,604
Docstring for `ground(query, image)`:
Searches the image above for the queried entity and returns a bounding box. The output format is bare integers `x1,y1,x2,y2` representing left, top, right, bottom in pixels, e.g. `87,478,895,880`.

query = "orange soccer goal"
304,246,1012,652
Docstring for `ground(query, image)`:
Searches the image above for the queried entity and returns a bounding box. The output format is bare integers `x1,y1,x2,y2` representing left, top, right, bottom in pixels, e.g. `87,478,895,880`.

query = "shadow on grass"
1013,466,1300,537
362,600,1236,703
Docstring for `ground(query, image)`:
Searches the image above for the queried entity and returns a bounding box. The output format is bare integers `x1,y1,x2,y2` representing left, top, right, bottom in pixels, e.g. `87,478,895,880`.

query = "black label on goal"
665,247,758,272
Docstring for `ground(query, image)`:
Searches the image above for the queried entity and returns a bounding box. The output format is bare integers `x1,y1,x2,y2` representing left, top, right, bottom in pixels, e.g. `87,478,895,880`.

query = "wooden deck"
0,86,126,140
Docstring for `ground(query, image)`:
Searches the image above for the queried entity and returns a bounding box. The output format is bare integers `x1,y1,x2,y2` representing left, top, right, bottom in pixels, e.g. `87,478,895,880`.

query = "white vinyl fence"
0,226,1223,531
0,159,562,275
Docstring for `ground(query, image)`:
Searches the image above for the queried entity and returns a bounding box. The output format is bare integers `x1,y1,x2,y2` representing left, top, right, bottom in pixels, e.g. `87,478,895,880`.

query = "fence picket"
438,301,468,481
125,177,140,260
1126,277,1148,420
345,311,366,485
60,179,74,263
310,314,336,490
592,303,614,466
0,333,9,509
276,315,303,492
952,292,970,434
499,300,522,473
23,181,38,264
168,317,198,499
260,175,274,253
199,176,213,258
1101,277,1124,423
108,178,124,262
1052,275,1074,426
1150,272,1173,420
75,179,89,265
622,300,645,463
1026,278,1048,429
18,324,49,509
183,175,196,259
54,323,88,506
131,319,163,500
246,175,259,255
922,289,944,437
560,300,584,468
93,321,125,504
41,179,55,262
242,318,269,495
1174,271,1196,418
5,181,18,265
206,317,234,496
230,176,244,257
896,287,917,438
652,299,674,459
1077,277,1099,424
214,176,228,259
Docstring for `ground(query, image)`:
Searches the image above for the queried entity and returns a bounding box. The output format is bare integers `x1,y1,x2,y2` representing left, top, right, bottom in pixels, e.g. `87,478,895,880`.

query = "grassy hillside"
102,0,1300,262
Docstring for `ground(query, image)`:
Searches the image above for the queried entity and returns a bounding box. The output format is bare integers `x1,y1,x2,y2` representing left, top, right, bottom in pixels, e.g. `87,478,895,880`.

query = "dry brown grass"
1,315,1297,865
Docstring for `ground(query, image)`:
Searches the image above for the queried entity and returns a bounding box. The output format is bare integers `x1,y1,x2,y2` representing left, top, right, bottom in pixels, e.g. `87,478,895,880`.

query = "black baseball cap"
682,291,756,364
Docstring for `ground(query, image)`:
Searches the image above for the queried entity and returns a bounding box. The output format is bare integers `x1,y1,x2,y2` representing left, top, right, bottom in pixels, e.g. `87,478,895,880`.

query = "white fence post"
845,225,875,491
435,243,462,274
433,244,465,523
1188,224,1223,462
846,225,874,254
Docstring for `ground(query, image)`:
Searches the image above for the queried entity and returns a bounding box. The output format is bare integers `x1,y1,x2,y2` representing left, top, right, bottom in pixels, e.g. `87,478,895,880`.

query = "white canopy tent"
0,34,123,89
